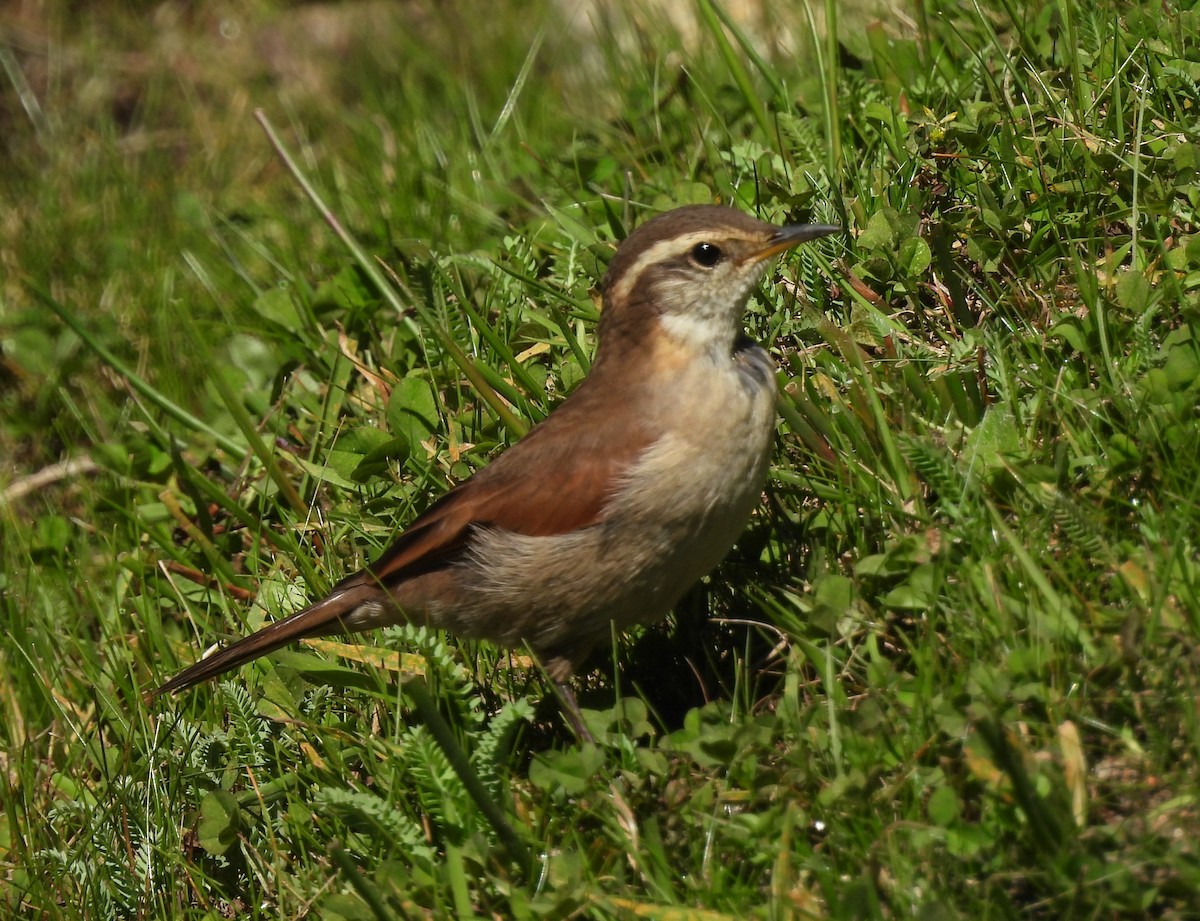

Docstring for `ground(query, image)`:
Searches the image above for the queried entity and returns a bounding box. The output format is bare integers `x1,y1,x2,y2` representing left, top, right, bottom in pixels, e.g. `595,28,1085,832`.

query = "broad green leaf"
857,209,899,251
197,789,241,857
387,376,440,450
1115,270,1151,314
528,746,605,796
927,785,961,826
963,405,1019,475
251,285,304,329
898,237,932,277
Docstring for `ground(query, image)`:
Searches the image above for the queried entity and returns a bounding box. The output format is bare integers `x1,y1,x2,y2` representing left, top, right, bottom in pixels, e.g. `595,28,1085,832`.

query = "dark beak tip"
777,223,841,244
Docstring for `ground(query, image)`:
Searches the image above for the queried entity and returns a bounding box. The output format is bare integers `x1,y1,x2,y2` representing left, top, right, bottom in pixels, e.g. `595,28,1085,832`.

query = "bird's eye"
690,242,722,267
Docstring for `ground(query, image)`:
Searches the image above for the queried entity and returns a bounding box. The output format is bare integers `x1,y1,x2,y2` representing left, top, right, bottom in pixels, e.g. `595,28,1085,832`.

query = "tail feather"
150,582,378,698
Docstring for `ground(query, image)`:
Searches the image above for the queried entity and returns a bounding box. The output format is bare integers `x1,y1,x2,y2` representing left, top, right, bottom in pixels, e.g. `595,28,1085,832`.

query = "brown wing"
152,376,653,696
365,377,654,585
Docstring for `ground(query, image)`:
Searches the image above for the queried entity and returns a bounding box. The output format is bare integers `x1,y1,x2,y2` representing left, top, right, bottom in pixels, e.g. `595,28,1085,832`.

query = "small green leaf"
854,554,889,578
91,442,133,475
324,425,395,481
268,650,388,693
251,285,303,329
34,515,71,554
351,436,410,483
611,697,655,738
898,237,932,277
881,563,938,611
1115,270,1151,314
386,376,440,450
528,746,605,796
813,573,854,609
320,893,375,921
1049,318,1089,354
336,425,394,454
1109,433,1141,465
964,405,1019,474
225,334,278,391
862,101,896,123
927,785,961,826
197,789,241,856
293,456,360,490
313,264,374,315
671,180,716,206
1164,333,1200,391
857,209,899,251
1171,141,1200,171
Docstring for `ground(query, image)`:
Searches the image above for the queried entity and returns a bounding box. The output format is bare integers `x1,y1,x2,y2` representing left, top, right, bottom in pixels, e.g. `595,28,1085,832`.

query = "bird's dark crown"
601,205,776,301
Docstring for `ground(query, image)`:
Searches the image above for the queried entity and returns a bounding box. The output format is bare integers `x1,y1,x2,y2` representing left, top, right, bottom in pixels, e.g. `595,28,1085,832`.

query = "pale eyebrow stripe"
608,231,734,304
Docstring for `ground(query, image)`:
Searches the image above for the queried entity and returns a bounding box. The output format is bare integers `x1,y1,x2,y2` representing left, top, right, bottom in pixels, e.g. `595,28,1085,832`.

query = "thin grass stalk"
29,284,246,460
696,0,772,137
254,109,528,437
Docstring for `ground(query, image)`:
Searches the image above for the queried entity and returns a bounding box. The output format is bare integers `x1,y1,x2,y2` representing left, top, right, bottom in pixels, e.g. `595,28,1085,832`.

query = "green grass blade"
254,110,528,437
28,283,247,459
696,0,772,137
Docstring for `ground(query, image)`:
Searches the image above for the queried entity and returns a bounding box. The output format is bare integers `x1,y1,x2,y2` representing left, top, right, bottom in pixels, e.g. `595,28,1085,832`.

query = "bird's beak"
750,223,841,263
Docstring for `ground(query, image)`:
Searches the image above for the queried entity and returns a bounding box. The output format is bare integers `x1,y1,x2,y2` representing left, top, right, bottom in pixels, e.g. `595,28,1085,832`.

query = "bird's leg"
554,679,595,744
556,677,639,839
541,651,596,744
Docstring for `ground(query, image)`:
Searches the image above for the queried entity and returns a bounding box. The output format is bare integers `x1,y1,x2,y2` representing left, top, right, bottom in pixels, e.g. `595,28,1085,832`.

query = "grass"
3,0,1200,917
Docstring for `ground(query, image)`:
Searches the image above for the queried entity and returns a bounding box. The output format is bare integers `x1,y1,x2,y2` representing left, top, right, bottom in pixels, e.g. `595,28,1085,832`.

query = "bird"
152,204,839,737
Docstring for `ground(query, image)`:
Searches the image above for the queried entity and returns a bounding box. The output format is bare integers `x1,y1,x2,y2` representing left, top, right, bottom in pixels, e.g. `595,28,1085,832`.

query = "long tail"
150,580,378,698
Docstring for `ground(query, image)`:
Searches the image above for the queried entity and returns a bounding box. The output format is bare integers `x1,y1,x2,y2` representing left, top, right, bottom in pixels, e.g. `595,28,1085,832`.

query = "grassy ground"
3,0,1199,917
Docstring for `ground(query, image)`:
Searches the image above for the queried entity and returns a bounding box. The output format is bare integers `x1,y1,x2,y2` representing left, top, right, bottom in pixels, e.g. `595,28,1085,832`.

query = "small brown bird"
153,204,837,734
